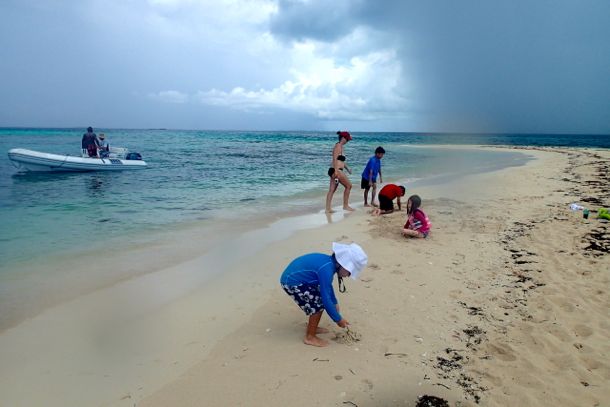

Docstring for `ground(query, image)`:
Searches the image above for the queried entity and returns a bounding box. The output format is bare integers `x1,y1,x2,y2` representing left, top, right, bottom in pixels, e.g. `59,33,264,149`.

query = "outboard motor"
125,152,143,160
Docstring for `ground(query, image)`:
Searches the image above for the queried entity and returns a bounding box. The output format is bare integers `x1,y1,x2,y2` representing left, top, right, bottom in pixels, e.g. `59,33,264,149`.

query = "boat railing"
81,147,129,159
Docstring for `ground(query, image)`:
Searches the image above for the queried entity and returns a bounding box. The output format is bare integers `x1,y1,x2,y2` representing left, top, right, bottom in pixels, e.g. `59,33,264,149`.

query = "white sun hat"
332,242,368,280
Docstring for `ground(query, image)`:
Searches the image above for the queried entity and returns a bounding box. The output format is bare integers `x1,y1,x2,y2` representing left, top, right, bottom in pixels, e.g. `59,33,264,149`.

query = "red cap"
337,131,352,141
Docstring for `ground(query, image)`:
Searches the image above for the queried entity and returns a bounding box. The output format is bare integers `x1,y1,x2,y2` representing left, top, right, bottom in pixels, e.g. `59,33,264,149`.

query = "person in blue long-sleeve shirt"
280,242,367,347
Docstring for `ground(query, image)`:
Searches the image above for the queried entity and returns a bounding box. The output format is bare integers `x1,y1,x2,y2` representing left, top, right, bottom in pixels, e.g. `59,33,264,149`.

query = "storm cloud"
0,0,608,133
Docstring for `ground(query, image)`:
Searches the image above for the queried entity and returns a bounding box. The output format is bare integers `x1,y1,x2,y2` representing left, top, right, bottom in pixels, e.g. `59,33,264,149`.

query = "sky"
1,0,609,133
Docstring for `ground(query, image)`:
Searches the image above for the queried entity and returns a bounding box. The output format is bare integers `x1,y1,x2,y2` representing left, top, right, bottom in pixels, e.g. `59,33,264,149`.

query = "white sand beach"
0,146,608,407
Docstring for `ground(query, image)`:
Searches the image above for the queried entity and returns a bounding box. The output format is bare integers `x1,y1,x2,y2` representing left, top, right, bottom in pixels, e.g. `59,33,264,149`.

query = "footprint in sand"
547,324,573,342
550,297,576,312
362,378,374,391
486,343,517,362
573,324,593,338
580,356,607,372
481,371,503,387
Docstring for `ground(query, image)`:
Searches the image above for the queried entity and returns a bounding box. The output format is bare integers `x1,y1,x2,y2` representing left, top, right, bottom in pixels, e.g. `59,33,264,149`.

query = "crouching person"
280,242,368,347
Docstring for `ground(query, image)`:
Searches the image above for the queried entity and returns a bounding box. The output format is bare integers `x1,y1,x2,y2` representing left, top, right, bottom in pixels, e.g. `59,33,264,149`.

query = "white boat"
8,147,148,172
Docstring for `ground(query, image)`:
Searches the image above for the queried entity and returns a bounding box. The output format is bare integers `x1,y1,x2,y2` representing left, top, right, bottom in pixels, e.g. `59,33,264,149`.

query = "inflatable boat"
8,147,147,172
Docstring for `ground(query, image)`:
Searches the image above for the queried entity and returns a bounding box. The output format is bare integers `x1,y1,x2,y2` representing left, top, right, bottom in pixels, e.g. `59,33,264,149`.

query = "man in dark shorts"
373,183,406,215
81,126,100,157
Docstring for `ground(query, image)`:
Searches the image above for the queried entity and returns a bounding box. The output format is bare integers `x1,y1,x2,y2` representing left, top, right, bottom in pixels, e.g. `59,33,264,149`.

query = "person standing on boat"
81,126,100,157
98,133,110,158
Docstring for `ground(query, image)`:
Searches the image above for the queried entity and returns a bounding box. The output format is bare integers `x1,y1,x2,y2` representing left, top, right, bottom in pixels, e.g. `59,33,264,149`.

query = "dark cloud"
270,0,364,43
270,0,610,133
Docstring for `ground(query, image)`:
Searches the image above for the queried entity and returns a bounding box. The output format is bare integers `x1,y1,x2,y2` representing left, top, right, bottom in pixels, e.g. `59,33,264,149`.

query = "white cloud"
86,1,410,122
149,90,189,103
194,36,409,121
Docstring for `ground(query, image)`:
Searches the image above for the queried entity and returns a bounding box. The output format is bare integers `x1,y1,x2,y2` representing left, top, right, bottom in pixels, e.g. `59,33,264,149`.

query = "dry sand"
0,146,608,407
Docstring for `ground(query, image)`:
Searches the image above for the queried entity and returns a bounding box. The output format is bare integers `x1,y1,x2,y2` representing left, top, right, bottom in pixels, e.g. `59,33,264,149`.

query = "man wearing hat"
98,133,110,158
280,242,368,347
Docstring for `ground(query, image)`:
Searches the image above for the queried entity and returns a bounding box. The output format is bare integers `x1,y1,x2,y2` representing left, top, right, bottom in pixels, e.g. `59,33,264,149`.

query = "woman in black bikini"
325,131,355,213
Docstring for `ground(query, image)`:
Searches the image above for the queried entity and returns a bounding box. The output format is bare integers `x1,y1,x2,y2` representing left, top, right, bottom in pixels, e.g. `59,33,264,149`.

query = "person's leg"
370,182,378,206
325,177,338,212
361,178,370,206
343,183,354,211
304,311,329,347
337,173,354,211
402,228,425,238
376,195,394,215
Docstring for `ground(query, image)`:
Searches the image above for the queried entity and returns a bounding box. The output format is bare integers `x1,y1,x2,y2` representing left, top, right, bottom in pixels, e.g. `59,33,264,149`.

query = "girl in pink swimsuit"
402,195,431,238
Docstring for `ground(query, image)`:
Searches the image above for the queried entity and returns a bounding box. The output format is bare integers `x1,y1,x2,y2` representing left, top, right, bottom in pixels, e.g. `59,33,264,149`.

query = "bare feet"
303,323,329,334
364,204,371,207
326,209,336,213
304,335,329,347
371,202,379,207
343,206,355,211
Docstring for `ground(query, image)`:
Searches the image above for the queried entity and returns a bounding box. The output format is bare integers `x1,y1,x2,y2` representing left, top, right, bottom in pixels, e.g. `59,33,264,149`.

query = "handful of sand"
334,327,362,345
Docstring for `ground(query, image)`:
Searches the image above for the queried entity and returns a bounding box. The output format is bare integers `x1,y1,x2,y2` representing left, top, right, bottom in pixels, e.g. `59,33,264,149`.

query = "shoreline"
139,146,608,407
0,145,531,332
0,145,608,406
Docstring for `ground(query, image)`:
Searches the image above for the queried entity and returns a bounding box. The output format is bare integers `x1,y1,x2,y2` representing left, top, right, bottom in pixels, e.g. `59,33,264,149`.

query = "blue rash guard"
361,156,381,182
280,253,341,322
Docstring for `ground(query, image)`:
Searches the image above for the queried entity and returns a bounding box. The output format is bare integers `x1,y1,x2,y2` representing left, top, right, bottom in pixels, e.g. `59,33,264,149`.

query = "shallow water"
1,129,568,268
0,128,603,328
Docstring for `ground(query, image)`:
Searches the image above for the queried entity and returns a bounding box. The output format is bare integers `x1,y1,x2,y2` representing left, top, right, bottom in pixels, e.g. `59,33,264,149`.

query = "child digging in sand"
372,184,406,215
280,242,368,347
402,195,431,238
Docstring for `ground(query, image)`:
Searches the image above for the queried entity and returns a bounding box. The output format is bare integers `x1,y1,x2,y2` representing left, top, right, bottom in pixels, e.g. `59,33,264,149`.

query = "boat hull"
8,149,147,172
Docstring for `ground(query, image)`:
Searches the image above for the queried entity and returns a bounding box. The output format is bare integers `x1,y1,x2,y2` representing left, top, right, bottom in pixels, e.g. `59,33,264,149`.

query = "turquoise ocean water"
0,129,607,328
1,129,608,268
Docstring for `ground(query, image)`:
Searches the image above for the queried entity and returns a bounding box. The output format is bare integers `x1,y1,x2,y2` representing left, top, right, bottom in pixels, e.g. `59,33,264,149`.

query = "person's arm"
329,283,338,305
397,196,402,211
368,168,374,185
318,266,342,322
378,168,382,184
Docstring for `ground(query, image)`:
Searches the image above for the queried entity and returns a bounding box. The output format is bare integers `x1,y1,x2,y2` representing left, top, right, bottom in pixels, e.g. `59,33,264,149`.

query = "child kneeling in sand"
372,184,406,215
280,242,368,347
402,195,431,238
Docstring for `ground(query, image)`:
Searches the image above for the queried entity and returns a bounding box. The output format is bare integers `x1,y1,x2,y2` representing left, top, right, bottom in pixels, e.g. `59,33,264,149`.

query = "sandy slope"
140,147,609,407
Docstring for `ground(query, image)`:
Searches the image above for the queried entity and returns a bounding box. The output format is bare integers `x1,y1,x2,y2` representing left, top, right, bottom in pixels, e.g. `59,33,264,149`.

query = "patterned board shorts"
282,283,324,316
